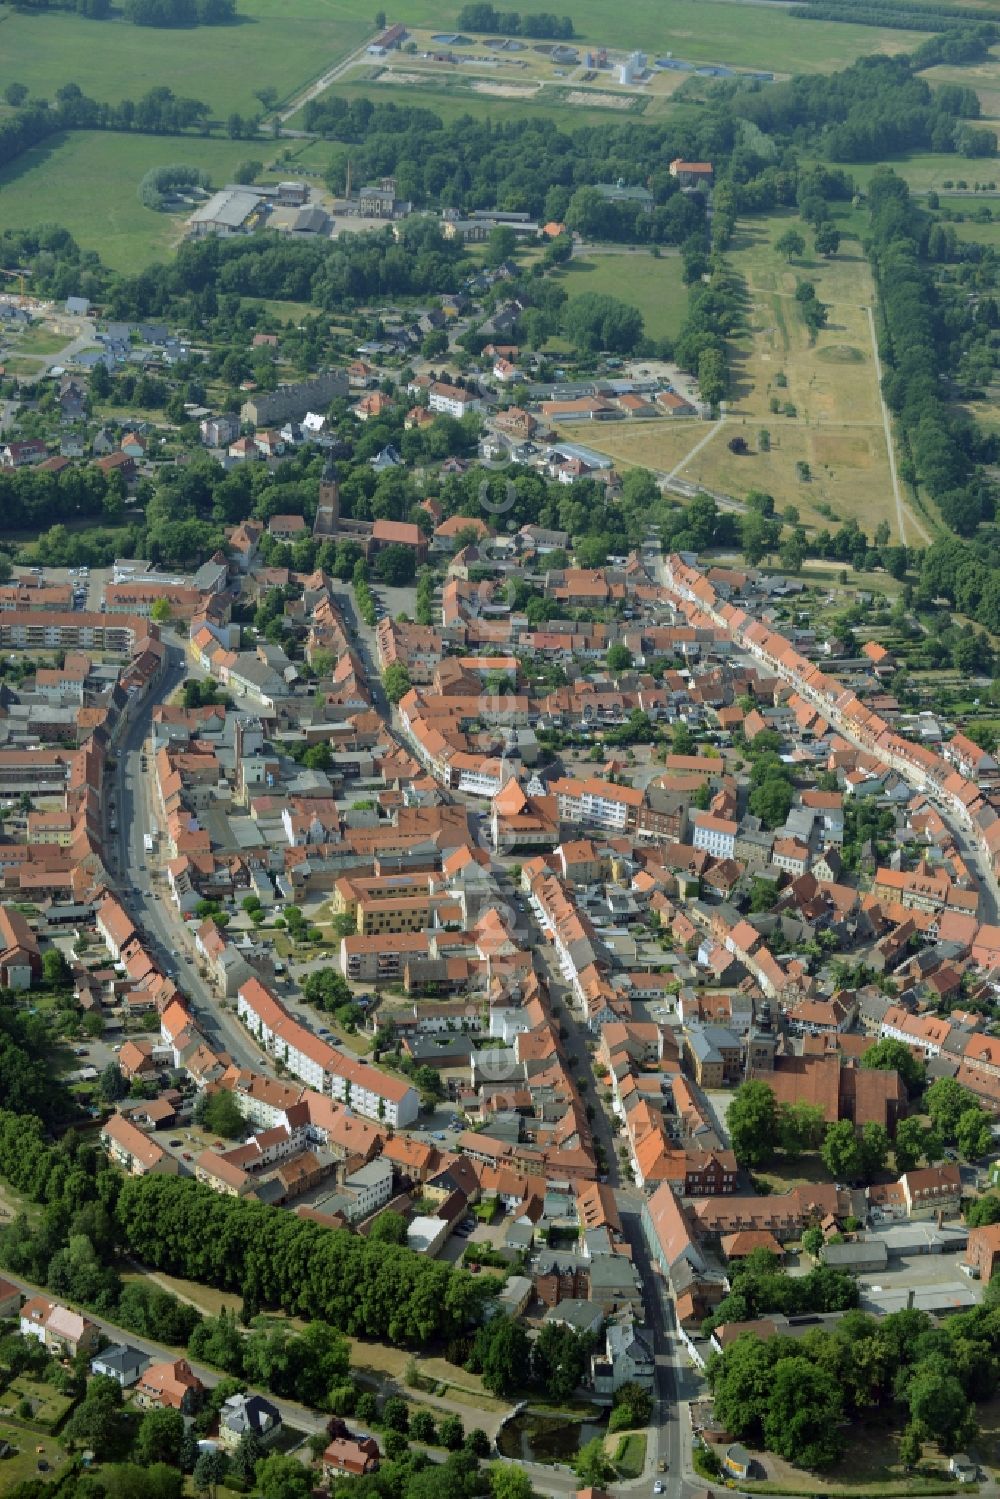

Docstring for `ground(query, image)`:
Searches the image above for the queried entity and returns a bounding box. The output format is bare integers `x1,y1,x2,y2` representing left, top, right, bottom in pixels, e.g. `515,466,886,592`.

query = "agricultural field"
557,251,689,341
0,0,372,117
0,132,264,272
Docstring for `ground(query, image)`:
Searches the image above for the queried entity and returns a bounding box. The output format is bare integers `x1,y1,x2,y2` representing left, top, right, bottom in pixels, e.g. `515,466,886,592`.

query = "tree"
66,1375,126,1459
728,1080,780,1167
486,225,517,266
898,1423,922,1470
814,223,841,257
926,1077,971,1137
956,1106,993,1161
762,1356,844,1468
193,1449,229,1496
606,643,633,673
382,662,412,702
748,774,793,829
4,82,29,107
253,1454,312,1499
42,947,71,987
802,1225,824,1258
574,1436,615,1486
367,1210,409,1245
193,1089,245,1140
150,598,172,623
234,158,264,183
468,1315,531,1396
439,1414,465,1450
411,1410,437,1443
231,1431,263,1487
381,1396,410,1432
609,1381,652,1431
894,1116,933,1175
778,1102,826,1160
465,1427,490,1456
861,1039,924,1095
134,1407,185,1467
776,229,806,260
748,877,779,914
860,1122,890,1180
820,1120,865,1183
966,1194,1000,1228
906,1360,976,1451
100,1062,128,1103
488,1464,536,1499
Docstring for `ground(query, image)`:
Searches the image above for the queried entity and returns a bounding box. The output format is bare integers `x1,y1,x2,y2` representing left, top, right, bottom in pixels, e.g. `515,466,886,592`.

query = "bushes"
138,165,211,211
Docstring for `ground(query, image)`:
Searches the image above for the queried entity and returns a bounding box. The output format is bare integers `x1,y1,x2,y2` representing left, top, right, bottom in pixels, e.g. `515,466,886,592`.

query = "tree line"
869,168,994,536
15,0,236,20
456,3,575,36
0,84,212,179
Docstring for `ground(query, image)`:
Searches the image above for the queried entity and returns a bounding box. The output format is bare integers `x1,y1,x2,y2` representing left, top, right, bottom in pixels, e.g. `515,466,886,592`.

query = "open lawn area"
610,1430,647,1480
0,0,372,117
0,1424,71,1488
556,251,689,342
347,1338,508,1412
711,213,908,536
551,418,709,477
0,133,263,272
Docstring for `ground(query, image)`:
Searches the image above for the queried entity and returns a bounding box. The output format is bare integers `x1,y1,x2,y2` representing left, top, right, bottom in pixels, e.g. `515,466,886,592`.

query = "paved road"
108,642,265,1072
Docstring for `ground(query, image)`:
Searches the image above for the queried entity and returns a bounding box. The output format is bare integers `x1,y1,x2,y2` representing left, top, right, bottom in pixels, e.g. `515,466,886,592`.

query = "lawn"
708,212,909,536
556,251,689,342
0,0,373,117
2,1376,76,1432
0,132,264,272
551,417,709,478
611,1430,647,1480
0,1424,71,1489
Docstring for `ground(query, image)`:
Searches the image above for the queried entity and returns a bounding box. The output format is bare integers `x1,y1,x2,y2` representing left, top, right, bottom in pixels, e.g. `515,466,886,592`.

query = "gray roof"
221,1392,281,1436
190,188,264,230
91,1344,147,1378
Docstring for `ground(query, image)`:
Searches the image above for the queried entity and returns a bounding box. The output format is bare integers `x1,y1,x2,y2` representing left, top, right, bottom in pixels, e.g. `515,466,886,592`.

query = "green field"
0,132,262,272
557,251,689,341
0,0,372,117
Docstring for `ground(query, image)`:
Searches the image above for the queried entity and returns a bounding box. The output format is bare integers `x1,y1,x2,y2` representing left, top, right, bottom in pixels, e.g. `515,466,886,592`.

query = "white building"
690,812,738,860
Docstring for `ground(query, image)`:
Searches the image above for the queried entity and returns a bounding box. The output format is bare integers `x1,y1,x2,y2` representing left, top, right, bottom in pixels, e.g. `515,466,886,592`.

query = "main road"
108,639,265,1073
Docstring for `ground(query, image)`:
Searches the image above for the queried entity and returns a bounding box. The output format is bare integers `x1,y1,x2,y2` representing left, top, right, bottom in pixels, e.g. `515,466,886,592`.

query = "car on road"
169,1139,182,1147
653,1483,664,1494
